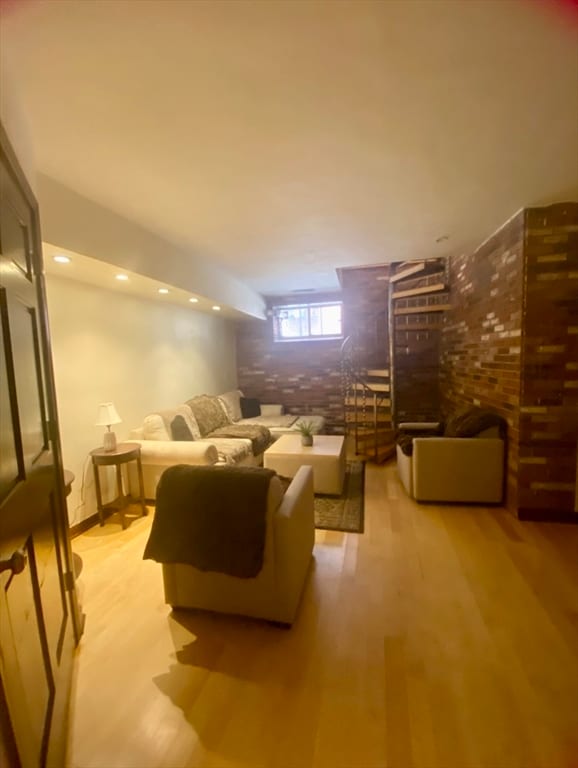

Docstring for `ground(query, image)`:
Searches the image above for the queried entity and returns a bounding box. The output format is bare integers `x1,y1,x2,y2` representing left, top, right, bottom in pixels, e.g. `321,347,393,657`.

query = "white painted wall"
46,273,238,527
0,55,36,190
38,175,266,320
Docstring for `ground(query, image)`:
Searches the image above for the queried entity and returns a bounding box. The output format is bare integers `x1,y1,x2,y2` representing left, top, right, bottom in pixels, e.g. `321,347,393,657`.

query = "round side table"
90,443,147,529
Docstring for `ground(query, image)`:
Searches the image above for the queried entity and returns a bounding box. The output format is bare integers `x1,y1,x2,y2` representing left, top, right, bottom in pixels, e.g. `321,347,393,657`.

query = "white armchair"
396,424,505,504
159,465,315,625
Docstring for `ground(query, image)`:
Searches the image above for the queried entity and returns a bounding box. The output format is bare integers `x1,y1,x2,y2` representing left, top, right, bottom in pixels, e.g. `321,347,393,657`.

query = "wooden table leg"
115,464,127,530
92,462,105,526
136,456,147,517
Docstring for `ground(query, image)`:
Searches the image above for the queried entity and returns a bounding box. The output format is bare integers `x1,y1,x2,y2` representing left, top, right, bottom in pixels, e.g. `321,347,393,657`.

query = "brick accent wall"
391,260,447,423
440,210,525,509
518,203,578,518
236,295,344,434
440,203,578,518
340,265,390,368
393,314,443,423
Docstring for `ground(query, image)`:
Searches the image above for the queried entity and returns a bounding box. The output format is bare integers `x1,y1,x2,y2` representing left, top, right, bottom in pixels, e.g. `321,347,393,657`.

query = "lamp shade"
95,402,121,427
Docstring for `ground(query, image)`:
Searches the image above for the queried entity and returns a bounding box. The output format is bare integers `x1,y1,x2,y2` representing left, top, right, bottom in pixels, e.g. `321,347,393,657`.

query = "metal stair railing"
341,334,393,462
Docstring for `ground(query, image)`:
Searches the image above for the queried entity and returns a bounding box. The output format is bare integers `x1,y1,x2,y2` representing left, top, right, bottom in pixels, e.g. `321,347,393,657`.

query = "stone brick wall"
440,211,525,509
440,202,578,518
236,294,344,433
340,265,390,368
518,203,578,518
391,260,447,423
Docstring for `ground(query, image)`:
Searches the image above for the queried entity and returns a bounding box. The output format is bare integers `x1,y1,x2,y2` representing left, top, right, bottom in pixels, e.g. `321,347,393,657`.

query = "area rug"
314,460,365,533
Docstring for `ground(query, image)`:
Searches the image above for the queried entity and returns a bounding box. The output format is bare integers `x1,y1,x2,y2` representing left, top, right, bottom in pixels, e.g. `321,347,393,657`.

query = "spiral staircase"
340,257,448,462
341,335,396,463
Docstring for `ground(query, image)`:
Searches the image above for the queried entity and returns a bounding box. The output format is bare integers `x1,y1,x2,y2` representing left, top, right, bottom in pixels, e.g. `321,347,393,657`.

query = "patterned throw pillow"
218,390,243,422
187,395,231,437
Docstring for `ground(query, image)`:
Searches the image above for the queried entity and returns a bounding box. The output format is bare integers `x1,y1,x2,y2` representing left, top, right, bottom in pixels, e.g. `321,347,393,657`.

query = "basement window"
272,301,343,342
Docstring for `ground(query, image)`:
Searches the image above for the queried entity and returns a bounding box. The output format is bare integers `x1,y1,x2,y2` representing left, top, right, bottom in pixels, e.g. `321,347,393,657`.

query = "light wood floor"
67,461,578,768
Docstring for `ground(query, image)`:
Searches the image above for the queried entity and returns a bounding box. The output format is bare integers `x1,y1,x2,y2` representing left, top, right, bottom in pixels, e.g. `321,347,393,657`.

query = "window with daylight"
272,301,343,342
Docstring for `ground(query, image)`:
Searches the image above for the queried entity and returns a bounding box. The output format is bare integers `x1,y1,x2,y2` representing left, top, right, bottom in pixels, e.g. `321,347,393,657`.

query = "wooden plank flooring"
67,461,578,768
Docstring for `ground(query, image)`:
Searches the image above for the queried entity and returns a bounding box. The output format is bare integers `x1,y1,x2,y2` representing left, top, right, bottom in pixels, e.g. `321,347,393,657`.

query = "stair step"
355,444,396,463
365,368,390,377
390,262,425,283
345,413,392,423
351,382,390,393
357,434,393,448
374,445,396,463
344,396,391,407
354,425,395,433
394,320,443,331
394,303,451,316
392,282,446,300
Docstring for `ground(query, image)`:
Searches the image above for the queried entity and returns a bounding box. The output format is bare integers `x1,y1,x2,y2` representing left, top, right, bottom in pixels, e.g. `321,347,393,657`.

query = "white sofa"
128,392,325,499
396,423,505,504
159,465,315,625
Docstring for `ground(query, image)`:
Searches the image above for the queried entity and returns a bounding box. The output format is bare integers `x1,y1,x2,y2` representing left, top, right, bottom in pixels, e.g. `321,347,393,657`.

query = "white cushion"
260,404,284,416
218,389,244,422
142,413,170,441
142,405,201,441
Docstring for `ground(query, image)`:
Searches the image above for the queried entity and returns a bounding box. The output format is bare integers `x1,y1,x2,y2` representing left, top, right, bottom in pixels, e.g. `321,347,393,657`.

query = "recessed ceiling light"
212,305,221,311
189,297,199,304
158,288,169,294
115,274,129,281
53,255,71,264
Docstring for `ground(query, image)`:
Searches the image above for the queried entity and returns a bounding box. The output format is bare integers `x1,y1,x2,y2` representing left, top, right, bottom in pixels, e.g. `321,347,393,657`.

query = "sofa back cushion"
143,405,201,441
171,415,194,441
218,389,243,422
240,396,261,418
187,395,231,437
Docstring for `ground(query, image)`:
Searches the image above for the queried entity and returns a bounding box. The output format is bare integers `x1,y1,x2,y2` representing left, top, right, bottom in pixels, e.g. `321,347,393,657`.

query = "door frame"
0,121,83,643
1,120,84,767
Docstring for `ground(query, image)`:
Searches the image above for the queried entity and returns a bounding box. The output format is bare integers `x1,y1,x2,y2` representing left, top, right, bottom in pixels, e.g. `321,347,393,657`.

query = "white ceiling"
2,0,577,295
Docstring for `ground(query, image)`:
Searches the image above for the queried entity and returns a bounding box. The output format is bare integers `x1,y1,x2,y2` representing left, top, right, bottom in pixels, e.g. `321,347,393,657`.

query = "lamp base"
103,431,117,452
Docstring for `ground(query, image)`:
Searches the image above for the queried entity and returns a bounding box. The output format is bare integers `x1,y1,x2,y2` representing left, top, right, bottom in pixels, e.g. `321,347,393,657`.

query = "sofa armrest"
413,437,504,503
126,439,219,466
272,466,315,623
398,421,442,433
126,440,219,499
260,404,284,416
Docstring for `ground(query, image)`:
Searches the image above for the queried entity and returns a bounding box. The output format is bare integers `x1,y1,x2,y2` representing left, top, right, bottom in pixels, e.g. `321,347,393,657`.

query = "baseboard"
69,512,101,538
518,508,578,524
69,500,155,538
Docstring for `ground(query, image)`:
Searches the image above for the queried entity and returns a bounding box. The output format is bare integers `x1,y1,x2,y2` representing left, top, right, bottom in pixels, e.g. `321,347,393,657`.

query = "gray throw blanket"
206,424,273,455
143,464,276,578
444,408,507,439
397,408,506,457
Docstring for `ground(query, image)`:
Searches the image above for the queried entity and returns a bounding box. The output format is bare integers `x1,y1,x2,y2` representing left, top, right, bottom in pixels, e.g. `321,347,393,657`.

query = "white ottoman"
264,434,346,495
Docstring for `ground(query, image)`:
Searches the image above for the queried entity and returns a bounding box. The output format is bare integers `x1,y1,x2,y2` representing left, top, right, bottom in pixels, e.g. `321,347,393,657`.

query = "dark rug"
314,460,365,533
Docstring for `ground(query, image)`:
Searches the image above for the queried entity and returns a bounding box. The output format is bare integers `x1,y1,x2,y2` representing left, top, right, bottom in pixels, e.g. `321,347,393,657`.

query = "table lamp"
95,402,121,452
